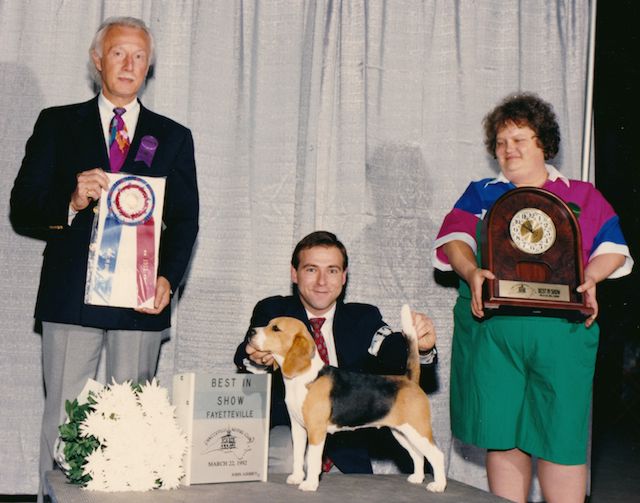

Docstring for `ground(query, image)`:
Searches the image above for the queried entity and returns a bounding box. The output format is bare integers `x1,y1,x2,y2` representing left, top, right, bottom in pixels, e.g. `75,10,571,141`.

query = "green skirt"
450,283,599,465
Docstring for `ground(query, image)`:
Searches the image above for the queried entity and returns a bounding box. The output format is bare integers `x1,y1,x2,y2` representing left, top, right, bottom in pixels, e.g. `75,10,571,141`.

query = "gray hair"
89,16,155,85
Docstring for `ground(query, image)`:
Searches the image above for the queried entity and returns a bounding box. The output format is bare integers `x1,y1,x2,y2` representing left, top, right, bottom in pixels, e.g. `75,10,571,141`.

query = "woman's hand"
468,267,496,318
577,277,598,328
578,253,626,328
443,240,494,318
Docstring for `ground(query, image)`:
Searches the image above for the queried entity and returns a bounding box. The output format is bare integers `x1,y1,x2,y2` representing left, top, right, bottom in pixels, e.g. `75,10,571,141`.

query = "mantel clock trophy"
481,187,593,321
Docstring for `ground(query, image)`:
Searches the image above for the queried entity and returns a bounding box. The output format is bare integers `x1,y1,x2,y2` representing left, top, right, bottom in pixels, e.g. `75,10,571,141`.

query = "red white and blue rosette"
94,176,157,306
109,176,155,226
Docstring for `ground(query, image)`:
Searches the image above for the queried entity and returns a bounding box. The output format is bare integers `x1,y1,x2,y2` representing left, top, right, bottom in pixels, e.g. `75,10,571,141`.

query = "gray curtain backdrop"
0,0,592,499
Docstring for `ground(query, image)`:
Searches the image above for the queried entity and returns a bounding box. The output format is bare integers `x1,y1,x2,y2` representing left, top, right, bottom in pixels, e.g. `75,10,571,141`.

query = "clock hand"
522,221,534,233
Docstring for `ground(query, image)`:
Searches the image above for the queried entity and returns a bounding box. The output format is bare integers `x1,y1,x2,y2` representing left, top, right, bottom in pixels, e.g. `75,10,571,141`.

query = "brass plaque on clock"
480,187,593,321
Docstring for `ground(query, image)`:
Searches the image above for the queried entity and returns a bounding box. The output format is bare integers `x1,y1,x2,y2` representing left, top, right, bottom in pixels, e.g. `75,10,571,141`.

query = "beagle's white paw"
298,478,319,491
426,479,447,493
286,472,304,485
407,473,424,484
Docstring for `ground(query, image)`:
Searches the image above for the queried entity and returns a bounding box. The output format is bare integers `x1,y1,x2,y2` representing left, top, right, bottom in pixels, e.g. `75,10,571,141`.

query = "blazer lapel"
70,97,109,173
332,302,353,367
289,296,311,331
121,102,161,175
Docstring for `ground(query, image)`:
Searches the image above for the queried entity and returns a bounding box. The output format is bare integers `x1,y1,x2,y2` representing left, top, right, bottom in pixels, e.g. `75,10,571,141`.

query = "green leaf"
58,396,100,487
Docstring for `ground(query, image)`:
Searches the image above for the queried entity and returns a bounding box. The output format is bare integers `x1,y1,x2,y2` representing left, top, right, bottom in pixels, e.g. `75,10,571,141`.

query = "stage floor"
46,470,508,502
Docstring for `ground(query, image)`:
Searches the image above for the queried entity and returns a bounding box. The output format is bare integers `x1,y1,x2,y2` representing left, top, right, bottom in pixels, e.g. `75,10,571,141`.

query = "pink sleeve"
433,208,479,270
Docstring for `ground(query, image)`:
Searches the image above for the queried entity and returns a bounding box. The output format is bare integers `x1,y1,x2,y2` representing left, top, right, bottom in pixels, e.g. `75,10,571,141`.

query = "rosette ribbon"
94,176,157,306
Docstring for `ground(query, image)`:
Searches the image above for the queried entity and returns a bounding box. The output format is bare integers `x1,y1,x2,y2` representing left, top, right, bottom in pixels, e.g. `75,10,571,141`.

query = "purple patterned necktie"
109,107,129,172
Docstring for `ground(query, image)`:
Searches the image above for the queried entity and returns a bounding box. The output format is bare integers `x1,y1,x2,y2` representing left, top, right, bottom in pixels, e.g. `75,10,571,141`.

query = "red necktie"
309,317,329,365
109,107,130,172
309,317,333,472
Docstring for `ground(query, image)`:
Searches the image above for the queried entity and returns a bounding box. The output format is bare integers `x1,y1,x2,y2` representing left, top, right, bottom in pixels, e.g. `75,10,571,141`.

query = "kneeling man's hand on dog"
246,343,275,367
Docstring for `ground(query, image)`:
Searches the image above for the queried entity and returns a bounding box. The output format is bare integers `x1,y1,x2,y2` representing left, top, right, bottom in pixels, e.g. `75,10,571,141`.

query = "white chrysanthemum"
137,378,172,416
83,449,109,491
73,380,187,492
90,380,138,421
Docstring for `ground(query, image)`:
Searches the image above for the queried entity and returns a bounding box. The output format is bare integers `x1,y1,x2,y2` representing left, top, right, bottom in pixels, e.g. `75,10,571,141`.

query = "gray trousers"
38,322,166,502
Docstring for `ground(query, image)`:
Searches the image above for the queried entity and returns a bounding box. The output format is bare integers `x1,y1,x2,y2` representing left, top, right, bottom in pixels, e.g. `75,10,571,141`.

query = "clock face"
509,207,556,254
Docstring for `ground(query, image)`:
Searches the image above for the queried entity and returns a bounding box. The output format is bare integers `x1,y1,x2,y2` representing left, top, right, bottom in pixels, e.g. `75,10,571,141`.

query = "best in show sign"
173,373,271,485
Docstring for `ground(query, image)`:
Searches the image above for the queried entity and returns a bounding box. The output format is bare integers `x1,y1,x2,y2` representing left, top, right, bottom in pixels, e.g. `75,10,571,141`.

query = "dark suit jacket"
10,96,199,331
233,295,412,473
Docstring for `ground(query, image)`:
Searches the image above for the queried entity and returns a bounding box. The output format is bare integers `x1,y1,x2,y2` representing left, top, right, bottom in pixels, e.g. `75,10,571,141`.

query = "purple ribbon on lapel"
134,135,158,167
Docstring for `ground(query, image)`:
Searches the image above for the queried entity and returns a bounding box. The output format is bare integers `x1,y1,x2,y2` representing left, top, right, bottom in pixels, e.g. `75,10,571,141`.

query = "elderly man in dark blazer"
234,231,437,475
10,17,198,501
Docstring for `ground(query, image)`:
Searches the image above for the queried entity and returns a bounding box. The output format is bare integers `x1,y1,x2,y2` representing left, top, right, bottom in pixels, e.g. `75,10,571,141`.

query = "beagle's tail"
401,304,421,385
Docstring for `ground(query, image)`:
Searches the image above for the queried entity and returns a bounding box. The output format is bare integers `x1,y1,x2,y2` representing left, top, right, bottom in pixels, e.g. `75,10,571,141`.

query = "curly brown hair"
483,93,560,160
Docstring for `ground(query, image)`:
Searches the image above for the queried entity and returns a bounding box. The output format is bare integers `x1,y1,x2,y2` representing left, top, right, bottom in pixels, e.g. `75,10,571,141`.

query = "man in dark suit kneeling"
234,231,437,475
10,17,199,502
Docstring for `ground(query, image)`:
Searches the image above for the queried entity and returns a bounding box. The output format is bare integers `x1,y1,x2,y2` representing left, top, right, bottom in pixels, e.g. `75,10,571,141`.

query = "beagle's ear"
281,332,314,379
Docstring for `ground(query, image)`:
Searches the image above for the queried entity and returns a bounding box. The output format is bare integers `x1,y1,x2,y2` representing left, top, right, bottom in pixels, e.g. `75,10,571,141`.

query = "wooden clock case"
481,187,593,321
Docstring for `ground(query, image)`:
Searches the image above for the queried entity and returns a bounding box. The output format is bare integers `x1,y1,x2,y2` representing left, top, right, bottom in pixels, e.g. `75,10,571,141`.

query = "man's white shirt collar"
305,303,337,325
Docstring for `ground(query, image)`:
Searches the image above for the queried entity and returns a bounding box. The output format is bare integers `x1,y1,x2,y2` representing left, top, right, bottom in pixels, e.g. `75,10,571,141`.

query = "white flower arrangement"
57,378,187,492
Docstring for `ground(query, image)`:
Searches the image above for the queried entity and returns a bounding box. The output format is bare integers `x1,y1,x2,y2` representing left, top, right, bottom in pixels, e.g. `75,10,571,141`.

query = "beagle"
248,304,446,492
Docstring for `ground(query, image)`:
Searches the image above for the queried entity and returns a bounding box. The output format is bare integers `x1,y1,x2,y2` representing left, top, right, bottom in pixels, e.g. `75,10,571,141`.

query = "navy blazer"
234,295,411,473
10,96,199,331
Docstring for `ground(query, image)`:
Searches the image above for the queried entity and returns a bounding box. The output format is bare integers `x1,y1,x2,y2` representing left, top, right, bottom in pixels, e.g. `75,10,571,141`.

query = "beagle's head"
249,317,317,378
